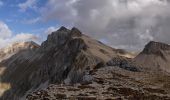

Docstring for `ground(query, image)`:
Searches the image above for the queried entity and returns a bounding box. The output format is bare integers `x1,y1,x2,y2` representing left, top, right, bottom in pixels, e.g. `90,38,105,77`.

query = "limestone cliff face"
0,27,134,100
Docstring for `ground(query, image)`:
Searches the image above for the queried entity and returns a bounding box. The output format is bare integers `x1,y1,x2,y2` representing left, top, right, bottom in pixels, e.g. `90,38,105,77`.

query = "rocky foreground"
26,66,170,100
0,27,170,100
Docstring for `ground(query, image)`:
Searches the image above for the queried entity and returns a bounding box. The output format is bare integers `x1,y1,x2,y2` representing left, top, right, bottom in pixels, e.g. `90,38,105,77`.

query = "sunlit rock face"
0,41,39,61
0,83,10,97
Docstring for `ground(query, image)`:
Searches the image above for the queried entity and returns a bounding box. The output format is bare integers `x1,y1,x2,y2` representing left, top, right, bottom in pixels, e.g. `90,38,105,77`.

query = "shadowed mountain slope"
0,41,39,97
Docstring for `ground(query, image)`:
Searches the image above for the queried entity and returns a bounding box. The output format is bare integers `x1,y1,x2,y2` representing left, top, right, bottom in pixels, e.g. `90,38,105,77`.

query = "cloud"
10,33,38,42
0,1,3,7
44,26,59,35
0,21,12,38
18,0,37,12
22,17,40,24
41,0,170,51
0,21,39,48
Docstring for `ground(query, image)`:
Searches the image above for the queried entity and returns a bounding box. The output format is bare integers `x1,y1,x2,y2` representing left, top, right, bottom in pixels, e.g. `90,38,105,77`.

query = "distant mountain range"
0,27,170,100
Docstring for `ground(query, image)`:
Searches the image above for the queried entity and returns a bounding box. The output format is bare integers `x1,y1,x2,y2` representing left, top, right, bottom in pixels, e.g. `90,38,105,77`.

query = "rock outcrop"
106,57,141,72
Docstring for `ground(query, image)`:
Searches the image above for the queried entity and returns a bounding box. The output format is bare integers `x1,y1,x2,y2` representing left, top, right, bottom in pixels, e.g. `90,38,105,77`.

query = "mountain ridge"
0,27,170,100
0,27,137,99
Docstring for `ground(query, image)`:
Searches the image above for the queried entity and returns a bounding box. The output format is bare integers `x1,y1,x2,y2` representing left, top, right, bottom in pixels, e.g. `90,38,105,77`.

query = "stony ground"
26,66,170,100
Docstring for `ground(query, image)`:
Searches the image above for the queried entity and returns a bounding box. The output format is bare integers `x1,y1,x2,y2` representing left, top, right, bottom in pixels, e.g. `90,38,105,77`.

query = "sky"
0,0,170,51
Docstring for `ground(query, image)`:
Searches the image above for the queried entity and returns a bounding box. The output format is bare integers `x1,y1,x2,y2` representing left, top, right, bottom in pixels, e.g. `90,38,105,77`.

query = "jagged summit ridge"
70,27,82,37
41,27,82,51
57,26,69,32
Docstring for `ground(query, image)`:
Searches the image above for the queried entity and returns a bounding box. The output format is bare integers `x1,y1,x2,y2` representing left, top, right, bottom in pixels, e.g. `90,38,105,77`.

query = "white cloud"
41,0,170,51
0,1,3,7
0,33,38,48
44,26,59,35
0,21,39,48
18,0,37,12
10,33,38,42
0,21,12,38
22,17,40,24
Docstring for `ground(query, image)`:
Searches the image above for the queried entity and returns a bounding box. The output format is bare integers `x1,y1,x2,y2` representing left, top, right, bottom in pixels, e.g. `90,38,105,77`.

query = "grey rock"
106,57,141,72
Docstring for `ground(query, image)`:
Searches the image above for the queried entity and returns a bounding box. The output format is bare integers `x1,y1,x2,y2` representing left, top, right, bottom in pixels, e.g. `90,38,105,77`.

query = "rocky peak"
41,27,70,50
142,41,170,55
0,41,39,53
41,27,83,51
137,41,170,61
70,27,82,37
13,41,39,49
0,41,39,61
58,26,69,32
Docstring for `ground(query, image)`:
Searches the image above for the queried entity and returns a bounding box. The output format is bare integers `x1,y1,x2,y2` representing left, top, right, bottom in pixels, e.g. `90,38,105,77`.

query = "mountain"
0,41,39,62
135,41,170,73
1,27,170,100
0,27,137,100
26,40,170,100
0,41,39,97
